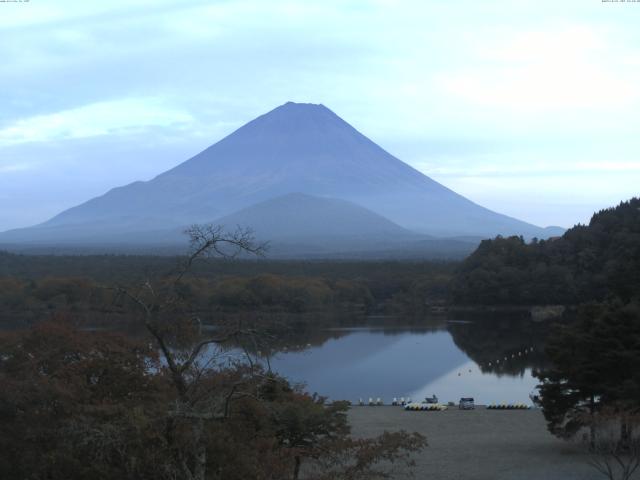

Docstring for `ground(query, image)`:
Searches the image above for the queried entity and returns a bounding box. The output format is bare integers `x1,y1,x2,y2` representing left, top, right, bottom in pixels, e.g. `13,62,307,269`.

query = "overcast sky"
1,0,639,231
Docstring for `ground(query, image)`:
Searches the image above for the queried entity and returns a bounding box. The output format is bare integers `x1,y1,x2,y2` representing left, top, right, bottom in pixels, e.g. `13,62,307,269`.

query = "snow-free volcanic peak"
0,102,561,250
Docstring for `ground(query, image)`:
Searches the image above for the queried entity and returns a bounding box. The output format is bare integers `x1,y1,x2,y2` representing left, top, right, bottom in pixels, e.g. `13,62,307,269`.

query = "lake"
213,316,549,406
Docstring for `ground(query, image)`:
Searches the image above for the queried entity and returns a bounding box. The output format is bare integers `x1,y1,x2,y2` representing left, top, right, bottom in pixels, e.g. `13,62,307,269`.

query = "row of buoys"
487,403,531,410
485,347,535,368
404,402,447,411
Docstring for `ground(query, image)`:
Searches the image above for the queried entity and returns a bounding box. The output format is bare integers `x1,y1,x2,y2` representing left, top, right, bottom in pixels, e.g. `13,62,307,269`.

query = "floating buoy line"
474,346,536,372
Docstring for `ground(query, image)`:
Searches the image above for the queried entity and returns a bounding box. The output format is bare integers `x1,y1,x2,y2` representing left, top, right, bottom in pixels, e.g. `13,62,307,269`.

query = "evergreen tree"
452,197,640,306
535,301,640,439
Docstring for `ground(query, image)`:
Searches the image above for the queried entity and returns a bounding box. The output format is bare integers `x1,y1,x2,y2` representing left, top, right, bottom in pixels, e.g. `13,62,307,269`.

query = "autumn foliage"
0,321,425,479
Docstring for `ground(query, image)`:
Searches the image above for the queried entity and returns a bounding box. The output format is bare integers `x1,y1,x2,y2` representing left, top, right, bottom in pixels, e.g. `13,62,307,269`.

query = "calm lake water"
218,317,549,406
4,313,548,405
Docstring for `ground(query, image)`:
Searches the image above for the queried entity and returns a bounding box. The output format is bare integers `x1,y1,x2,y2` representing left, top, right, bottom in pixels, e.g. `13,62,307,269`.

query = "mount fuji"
0,102,563,256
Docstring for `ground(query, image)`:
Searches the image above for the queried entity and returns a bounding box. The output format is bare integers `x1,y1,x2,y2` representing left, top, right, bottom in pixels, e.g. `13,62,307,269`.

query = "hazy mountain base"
0,236,479,259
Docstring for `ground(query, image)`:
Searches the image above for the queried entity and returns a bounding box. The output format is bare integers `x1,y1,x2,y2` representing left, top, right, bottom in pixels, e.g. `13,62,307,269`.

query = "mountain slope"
1,102,559,246
215,193,415,241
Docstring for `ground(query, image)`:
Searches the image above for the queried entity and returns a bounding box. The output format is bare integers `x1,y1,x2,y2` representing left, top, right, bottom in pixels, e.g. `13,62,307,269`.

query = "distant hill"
214,192,444,258
0,101,562,255
215,192,414,241
451,198,640,305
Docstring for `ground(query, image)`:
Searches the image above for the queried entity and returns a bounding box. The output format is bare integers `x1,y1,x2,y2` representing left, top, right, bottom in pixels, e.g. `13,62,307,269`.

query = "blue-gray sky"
1,0,639,231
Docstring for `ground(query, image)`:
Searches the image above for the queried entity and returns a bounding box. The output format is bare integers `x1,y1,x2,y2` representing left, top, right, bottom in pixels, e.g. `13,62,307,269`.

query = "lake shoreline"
348,406,600,480
427,304,570,322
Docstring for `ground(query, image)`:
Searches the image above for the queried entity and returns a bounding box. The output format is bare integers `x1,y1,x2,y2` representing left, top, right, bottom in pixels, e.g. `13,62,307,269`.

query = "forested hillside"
451,198,640,305
0,253,455,326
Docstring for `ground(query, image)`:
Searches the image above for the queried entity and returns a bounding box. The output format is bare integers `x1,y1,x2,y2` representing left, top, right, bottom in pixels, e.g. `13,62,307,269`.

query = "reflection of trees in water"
356,314,447,335
447,316,550,377
373,325,445,336
217,312,363,356
220,314,447,358
68,312,358,358
251,315,448,355
76,312,552,379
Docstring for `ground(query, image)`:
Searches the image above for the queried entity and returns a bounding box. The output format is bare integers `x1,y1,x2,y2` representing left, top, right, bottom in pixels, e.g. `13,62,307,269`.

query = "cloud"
0,0,181,30
417,160,640,178
435,24,640,114
0,98,194,146
429,171,640,228
0,163,33,174
0,0,639,231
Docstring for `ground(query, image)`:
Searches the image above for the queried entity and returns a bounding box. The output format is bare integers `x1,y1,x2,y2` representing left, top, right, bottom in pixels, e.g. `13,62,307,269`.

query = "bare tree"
107,225,426,480
113,224,266,480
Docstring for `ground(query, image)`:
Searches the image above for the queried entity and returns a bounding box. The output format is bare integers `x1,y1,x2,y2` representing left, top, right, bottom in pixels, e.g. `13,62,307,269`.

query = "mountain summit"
0,102,560,251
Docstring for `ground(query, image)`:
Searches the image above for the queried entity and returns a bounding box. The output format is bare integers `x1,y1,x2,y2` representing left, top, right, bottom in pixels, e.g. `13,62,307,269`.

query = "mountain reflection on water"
244,317,549,405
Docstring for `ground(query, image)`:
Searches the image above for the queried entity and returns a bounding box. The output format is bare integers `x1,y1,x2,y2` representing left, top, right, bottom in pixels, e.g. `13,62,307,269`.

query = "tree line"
451,198,640,306
0,253,456,327
0,274,375,326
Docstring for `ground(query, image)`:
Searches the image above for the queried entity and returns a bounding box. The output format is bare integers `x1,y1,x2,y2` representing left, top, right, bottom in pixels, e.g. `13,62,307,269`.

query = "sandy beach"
348,406,606,480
